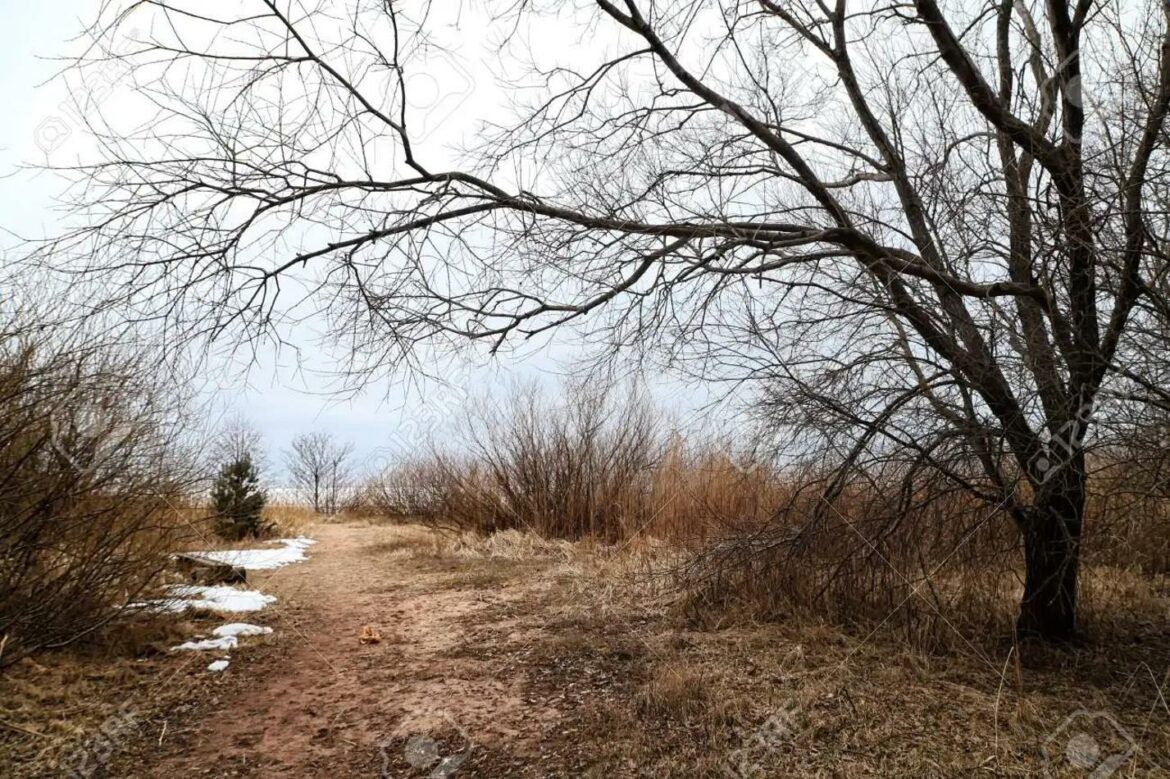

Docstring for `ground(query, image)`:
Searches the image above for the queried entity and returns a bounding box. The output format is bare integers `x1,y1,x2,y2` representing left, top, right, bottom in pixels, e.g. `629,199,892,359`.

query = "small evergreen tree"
210,455,267,540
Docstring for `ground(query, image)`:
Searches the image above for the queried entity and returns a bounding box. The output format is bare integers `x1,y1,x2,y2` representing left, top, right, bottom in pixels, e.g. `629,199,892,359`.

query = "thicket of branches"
0,313,202,667
362,383,666,539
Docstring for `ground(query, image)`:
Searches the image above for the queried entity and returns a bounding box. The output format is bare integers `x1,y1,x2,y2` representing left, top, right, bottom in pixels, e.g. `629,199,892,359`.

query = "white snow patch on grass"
133,585,276,614
166,585,276,612
171,622,273,652
213,623,273,638
182,537,316,571
173,635,239,652
207,659,230,672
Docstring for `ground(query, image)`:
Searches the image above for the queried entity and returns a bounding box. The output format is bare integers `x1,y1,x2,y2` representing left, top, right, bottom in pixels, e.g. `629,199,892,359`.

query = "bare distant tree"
286,432,354,515
41,1,1170,641
209,413,267,474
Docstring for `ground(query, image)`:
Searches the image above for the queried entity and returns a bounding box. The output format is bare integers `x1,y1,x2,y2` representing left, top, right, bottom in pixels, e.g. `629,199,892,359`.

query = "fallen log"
172,553,247,585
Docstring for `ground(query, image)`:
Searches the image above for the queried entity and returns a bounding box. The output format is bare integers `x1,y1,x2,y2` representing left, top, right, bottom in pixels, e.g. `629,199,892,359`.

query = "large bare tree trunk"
1017,471,1084,643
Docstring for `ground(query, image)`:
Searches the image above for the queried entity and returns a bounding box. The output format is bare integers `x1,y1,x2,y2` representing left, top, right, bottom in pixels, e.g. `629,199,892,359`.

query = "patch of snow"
132,585,276,614
213,623,273,638
207,659,230,672
173,635,238,652
168,585,277,612
182,537,316,571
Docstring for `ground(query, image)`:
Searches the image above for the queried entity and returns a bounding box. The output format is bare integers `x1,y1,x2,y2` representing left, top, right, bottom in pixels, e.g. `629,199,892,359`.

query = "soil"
121,522,624,777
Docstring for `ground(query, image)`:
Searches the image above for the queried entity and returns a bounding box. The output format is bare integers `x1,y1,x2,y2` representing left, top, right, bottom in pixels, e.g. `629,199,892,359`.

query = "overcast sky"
0,1,714,479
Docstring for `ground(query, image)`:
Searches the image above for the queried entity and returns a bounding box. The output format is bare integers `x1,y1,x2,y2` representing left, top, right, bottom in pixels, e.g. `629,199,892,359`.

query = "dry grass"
434,528,581,562
634,660,746,729
667,467,1170,655
349,383,1170,662
262,502,319,537
4,521,1168,776
0,610,230,778
405,524,1170,776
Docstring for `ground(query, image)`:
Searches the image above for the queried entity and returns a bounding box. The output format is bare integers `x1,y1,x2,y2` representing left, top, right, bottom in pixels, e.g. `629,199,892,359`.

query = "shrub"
366,381,782,542
382,382,662,540
676,454,1170,652
0,323,200,667
347,458,444,520
210,456,268,539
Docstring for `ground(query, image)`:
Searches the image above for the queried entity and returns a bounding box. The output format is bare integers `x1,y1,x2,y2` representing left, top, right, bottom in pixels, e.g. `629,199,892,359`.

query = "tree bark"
1017,473,1084,643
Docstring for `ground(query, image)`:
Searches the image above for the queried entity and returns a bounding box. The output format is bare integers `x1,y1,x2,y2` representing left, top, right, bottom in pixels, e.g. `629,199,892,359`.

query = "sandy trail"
143,523,559,777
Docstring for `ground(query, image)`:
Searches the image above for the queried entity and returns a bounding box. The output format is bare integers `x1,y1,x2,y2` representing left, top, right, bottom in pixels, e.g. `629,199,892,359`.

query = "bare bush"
679,444,1170,651
679,468,1019,649
415,383,661,540
366,382,785,543
0,321,201,667
349,458,446,521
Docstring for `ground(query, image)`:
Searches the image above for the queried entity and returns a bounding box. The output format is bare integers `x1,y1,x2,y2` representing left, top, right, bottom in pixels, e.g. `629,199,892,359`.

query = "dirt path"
140,522,572,777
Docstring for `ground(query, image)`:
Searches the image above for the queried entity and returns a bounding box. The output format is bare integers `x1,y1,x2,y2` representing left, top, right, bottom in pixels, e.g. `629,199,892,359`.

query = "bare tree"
40,1,1170,642
209,413,267,474
286,432,354,515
